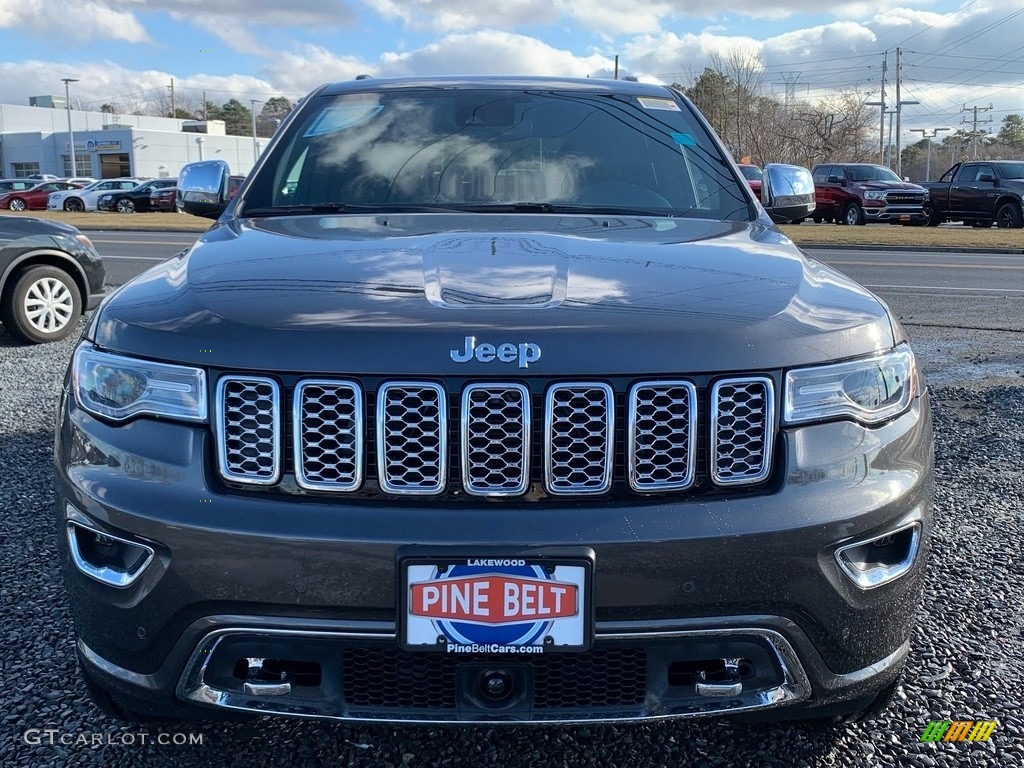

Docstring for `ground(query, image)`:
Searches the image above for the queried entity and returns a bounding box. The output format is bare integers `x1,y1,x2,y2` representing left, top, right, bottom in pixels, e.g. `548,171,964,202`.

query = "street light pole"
62,78,79,177
250,100,262,164
910,127,951,181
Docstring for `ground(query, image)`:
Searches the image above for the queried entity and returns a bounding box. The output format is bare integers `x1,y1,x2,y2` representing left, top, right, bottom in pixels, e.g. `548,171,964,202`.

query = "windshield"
243,88,751,220
847,165,902,183
739,165,761,181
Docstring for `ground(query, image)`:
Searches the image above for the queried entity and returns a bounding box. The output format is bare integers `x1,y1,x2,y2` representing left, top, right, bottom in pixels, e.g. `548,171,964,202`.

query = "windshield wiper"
454,202,677,216
242,203,462,217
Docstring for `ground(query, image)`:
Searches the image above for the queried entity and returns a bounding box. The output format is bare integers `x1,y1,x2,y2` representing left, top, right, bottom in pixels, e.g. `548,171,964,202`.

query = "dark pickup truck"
921,160,1024,228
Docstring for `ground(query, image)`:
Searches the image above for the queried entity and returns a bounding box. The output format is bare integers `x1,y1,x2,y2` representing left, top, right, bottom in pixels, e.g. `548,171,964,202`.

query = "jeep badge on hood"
450,336,542,368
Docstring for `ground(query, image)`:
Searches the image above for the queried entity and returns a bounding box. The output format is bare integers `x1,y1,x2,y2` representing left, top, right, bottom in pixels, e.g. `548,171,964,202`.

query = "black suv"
57,77,933,725
0,215,104,343
810,163,928,225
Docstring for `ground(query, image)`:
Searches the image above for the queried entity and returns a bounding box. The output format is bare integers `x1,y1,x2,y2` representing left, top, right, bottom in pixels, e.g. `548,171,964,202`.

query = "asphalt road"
806,247,1024,333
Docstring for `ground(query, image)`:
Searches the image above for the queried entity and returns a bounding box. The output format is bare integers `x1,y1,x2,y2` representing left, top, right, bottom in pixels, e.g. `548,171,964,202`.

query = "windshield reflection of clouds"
316,101,586,205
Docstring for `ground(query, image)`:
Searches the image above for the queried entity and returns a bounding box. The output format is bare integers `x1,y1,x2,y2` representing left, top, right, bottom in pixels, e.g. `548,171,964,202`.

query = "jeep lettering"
450,336,542,368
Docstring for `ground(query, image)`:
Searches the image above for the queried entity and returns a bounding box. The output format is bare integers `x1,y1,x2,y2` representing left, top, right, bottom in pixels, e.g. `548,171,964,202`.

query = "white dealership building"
0,101,264,180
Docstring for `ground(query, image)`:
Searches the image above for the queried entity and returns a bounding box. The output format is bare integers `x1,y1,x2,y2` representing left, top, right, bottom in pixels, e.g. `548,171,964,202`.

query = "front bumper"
863,205,927,223
56,389,933,722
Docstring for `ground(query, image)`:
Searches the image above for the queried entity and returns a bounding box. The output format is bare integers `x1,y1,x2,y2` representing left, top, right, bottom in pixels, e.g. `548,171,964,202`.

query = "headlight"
863,191,885,200
784,346,917,425
73,343,207,423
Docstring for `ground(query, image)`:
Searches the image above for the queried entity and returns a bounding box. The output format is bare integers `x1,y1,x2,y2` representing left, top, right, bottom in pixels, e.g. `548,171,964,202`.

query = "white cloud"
264,32,614,96
0,60,279,113
364,0,675,35
0,0,151,43
120,0,356,29
265,46,377,94
377,31,613,77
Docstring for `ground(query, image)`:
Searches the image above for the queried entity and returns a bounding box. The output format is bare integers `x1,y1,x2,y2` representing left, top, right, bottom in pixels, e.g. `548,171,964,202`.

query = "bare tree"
149,87,204,119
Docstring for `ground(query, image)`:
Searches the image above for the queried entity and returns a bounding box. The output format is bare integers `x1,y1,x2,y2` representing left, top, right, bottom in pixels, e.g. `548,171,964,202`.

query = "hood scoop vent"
422,236,569,309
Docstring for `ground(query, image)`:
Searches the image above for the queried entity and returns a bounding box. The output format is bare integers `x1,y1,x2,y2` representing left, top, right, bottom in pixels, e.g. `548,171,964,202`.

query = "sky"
0,0,1022,144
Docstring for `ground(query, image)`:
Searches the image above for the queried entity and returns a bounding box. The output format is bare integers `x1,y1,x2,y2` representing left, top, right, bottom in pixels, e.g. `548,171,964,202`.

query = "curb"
799,243,1024,255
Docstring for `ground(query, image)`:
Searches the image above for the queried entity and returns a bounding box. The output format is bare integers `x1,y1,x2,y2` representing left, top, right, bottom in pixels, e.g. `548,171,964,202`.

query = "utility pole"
893,48,919,177
61,78,79,177
250,99,262,163
865,51,887,163
885,109,896,167
203,90,207,121
960,103,993,159
910,127,950,181
614,55,619,80
168,78,175,118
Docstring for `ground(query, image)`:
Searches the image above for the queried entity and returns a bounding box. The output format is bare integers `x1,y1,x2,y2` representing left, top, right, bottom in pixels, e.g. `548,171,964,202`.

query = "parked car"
0,179,36,194
48,178,149,212
149,185,177,212
920,160,1024,229
0,181,84,211
0,215,105,343
27,173,59,181
738,163,762,196
97,179,178,213
810,163,928,225
60,76,931,727
59,177,97,187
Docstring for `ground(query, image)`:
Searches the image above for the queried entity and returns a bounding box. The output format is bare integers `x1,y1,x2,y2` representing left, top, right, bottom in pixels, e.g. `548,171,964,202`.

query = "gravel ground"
1,320,1022,768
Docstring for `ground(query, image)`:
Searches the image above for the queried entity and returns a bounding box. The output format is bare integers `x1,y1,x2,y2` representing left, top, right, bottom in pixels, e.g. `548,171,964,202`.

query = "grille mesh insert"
216,376,281,484
377,382,447,494
545,383,614,495
711,377,774,485
294,381,362,491
628,381,697,492
461,384,530,496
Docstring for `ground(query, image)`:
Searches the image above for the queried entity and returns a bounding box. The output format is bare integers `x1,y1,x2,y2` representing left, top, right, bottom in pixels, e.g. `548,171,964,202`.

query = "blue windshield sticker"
671,132,696,147
303,105,383,137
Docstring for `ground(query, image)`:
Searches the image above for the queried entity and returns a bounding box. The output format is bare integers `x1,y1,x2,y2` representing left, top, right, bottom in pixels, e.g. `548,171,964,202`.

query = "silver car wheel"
23,276,75,333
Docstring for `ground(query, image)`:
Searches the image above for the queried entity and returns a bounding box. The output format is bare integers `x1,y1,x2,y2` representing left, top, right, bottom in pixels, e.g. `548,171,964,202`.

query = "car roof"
317,76,675,99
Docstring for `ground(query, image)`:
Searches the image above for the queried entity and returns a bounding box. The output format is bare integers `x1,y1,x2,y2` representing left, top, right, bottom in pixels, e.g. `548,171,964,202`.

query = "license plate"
900,214,911,221
400,555,592,653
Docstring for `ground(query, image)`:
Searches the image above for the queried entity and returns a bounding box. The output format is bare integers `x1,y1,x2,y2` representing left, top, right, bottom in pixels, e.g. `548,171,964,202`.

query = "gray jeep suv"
56,76,933,725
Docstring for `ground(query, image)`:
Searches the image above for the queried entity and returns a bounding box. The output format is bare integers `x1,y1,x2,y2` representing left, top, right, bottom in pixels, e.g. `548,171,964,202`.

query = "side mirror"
762,164,816,224
978,173,996,183
177,160,231,219
827,175,844,184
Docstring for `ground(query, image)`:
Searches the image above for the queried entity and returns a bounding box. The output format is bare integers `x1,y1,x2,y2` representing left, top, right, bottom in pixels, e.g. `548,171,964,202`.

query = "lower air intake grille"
341,647,648,710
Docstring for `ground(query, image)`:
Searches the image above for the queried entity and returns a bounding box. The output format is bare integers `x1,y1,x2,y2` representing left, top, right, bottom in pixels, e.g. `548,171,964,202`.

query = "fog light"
66,519,154,588
835,522,921,589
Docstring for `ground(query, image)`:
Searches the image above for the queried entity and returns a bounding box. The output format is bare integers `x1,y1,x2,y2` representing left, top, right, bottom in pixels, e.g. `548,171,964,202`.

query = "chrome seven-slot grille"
214,376,775,497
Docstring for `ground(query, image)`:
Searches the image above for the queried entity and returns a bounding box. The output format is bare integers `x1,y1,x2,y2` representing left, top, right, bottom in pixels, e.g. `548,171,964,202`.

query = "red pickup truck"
920,161,1024,228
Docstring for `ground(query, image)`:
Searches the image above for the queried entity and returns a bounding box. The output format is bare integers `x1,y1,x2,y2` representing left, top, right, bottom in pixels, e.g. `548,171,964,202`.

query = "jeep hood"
91,214,894,375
